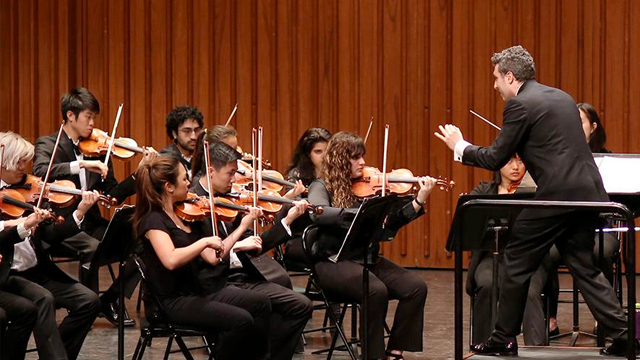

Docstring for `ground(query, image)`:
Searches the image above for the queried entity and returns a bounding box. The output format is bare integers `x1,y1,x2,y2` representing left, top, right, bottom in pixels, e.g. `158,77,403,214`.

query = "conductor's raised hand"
434,124,464,151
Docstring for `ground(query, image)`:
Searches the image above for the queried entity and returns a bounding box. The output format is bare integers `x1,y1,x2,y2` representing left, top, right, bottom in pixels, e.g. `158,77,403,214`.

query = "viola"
352,166,455,199
222,184,323,215
175,193,271,223
79,129,146,160
234,161,301,193
0,188,63,223
11,174,116,208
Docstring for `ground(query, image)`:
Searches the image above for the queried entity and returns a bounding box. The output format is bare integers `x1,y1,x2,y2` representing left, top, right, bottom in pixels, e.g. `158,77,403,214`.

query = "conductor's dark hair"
61,87,100,122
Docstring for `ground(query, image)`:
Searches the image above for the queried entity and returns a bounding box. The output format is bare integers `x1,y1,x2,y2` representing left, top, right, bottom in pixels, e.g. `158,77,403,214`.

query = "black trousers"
471,255,546,345
0,287,37,360
491,211,627,343
161,285,272,360
315,257,428,359
13,268,101,360
233,280,313,360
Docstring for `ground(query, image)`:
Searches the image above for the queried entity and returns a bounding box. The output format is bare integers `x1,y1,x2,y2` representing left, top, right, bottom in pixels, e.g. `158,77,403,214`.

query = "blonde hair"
322,131,365,208
0,131,34,171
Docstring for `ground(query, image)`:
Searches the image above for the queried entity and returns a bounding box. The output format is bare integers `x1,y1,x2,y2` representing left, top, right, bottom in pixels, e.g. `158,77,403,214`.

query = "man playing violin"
160,106,204,180
191,141,313,360
1,131,103,360
435,45,631,356
33,87,156,326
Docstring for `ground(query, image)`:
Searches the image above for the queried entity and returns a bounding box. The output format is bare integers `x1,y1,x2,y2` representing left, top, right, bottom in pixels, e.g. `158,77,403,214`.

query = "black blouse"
138,210,205,301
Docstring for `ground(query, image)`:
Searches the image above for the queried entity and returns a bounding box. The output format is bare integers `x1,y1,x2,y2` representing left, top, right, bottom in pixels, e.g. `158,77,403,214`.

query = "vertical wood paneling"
1,0,639,269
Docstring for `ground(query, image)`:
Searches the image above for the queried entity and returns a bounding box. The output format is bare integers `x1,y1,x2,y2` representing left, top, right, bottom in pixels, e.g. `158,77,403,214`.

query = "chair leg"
327,302,357,360
132,336,149,360
136,284,143,311
163,336,174,360
174,335,196,360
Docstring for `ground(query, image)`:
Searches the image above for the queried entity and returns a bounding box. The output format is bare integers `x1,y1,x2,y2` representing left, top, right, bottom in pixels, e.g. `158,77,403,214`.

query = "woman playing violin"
307,131,436,360
282,127,332,269
134,154,274,360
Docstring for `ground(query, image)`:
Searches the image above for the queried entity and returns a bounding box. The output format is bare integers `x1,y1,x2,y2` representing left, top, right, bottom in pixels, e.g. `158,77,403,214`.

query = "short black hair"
208,141,241,172
61,87,100,122
165,106,204,139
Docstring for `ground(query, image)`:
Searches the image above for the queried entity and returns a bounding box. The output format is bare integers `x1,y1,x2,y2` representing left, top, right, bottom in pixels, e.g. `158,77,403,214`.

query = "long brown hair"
133,155,181,233
322,131,365,208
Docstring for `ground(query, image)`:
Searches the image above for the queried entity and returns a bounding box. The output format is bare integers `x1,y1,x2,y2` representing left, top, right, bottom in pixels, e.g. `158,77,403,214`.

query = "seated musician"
543,102,618,336
191,140,313,360
193,125,306,199
160,106,204,180
33,87,155,326
466,153,549,345
134,154,271,360
282,127,332,269
0,131,102,360
0,213,46,360
307,131,434,360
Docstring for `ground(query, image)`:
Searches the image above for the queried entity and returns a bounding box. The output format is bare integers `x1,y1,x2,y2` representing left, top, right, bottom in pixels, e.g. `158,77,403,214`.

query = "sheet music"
595,156,640,193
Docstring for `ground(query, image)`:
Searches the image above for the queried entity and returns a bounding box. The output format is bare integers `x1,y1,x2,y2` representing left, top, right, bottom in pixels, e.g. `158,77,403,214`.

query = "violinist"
466,154,549,345
308,131,435,360
282,127,331,269
0,131,102,360
134,154,270,360
192,125,306,199
159,105,204,180
435,46,631,356
33,87,155,326
191,141,313,360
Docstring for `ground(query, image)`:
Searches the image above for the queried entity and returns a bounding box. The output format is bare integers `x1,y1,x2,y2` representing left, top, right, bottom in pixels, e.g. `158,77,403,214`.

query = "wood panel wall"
1,0,639,269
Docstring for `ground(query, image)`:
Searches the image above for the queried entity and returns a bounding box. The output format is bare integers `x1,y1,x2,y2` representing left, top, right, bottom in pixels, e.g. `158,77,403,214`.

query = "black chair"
301,225,358,360
131,255,216,360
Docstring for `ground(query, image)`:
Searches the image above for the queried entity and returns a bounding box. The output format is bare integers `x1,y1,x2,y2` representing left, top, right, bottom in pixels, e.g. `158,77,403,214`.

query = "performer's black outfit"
191,181,313,360
1,210,101,360
308,179,428,359
462,80,627,350
33,131,141,323
0,226,37,360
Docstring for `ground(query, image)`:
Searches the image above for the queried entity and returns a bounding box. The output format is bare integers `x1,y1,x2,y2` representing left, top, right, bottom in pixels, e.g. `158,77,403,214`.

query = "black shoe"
100,297,136,327
470,338,518,356
549,326,560,337
600,338,640,357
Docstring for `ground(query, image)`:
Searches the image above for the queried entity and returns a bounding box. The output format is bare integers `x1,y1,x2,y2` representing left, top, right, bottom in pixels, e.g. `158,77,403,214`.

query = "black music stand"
329,194,412,360
92,205,137,360
448,198,637,360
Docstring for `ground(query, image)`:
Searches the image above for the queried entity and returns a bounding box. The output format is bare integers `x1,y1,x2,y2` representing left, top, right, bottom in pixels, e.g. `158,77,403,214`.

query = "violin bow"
469,109,501,131
224,103,238,127
363,117,374,145
251,128,259,235
381,124,389,197
36,123,65,209
103,103,124,172
202,140,219,238
0,144,5,186
257,127,263,192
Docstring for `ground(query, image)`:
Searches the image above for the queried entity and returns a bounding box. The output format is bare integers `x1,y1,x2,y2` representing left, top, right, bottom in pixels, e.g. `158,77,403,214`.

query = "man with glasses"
160,106,204,180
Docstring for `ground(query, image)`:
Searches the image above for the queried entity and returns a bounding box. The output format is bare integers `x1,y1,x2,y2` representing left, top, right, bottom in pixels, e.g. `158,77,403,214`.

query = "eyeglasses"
178,127,203,135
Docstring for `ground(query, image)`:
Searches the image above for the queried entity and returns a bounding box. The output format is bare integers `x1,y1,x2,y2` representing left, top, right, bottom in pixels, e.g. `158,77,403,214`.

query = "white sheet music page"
595,156,640,193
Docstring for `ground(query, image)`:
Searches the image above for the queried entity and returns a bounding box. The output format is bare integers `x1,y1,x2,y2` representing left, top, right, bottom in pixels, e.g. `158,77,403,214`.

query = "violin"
175,193,273,223
11,174,116,208
235,161,301,193
222,184,323,215
79,129,146,159
352,166,455,199
0,188,63,223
